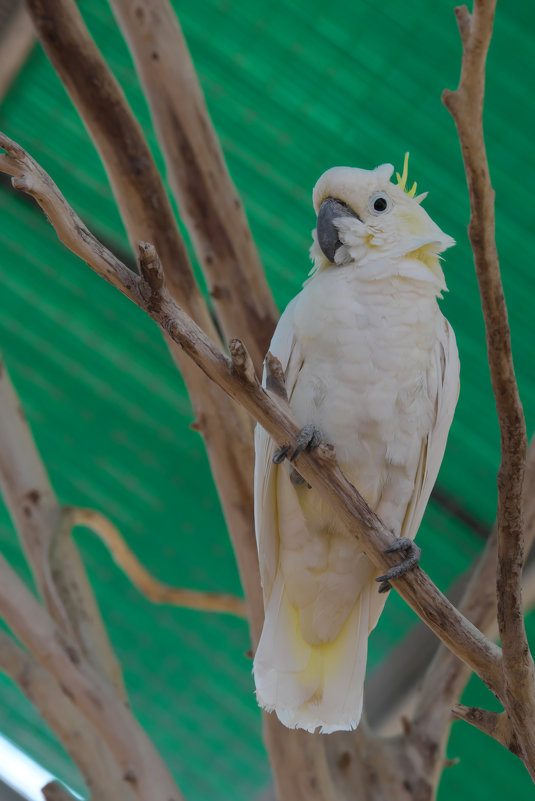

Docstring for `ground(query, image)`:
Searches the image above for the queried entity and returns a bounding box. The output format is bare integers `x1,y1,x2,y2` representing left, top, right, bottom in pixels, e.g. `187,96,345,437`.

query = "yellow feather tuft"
396,153,418,198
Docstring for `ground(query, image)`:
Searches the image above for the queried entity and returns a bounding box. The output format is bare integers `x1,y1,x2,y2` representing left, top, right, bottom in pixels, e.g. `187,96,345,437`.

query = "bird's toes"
375,539,421,590
377,579,393,594
290,424,323,462
272,445,291,465
384,536,414,555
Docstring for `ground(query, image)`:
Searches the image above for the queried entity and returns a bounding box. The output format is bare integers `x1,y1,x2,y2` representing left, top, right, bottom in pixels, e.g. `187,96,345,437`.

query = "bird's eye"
369,192,392,215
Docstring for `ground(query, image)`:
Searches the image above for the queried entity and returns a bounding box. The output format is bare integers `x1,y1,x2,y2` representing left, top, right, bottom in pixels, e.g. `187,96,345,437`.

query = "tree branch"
54,506,246,616
0,132,506,703
443,0,535,771
0,630,136,801
23,0,264,640
0,352,126,698
109,0,279,373
24,0,201,316
0,3,35,103
0,553,183,801
452,706,521,756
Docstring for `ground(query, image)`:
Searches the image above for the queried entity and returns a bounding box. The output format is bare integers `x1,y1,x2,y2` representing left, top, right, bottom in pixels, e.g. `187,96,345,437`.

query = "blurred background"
0,0,534,798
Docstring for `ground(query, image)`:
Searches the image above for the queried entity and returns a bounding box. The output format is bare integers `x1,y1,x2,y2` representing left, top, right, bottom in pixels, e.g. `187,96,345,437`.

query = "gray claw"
384,536,413,555
290,424,322,462
273,445,291,465
375,538,421,590
377,579,392,594
290,468,311,489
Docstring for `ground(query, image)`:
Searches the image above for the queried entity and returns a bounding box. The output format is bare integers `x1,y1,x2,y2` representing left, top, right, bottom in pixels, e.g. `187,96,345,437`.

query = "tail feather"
254,571,382,733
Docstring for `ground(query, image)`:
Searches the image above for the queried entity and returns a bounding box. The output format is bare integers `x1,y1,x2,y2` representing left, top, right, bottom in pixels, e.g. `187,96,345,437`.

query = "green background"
0,0,533,798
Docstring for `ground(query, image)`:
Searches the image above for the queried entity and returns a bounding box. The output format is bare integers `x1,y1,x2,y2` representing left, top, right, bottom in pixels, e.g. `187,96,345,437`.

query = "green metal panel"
0,0,533,798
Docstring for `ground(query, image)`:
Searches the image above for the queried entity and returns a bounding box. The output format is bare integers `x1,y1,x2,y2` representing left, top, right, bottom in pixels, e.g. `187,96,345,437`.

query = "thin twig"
443,0,535,773
413,438,535,742
0,133,505,701
110,0,279,372
264,352,289,402
452,706,521,755
54,506,246,616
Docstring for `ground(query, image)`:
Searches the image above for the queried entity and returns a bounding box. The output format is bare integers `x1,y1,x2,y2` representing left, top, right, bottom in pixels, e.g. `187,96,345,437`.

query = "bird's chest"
290,272,439,467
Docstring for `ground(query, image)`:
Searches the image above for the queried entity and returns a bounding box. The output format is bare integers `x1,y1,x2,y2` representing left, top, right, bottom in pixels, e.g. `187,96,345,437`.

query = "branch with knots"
0,0,533,799
0,130,504,700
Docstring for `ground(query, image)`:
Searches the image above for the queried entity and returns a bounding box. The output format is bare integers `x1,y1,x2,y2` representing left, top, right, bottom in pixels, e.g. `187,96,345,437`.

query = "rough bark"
24,0,265,641
443,0,535,777
0,135,504,702
109,0,279,373
0,630,136,801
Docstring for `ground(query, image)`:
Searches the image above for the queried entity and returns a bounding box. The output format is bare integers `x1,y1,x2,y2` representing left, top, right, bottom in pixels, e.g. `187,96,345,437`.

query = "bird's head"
310,155,454,287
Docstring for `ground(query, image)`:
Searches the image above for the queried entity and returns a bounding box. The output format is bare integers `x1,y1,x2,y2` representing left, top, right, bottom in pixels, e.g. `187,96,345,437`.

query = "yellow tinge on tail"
253,157,460,733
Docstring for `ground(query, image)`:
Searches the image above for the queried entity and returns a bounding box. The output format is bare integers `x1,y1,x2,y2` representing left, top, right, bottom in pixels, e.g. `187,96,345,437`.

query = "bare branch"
229,338,260,388
24,0,202,316
414,437,535,739
110,0,279,372
0,4,35,102
443,0,535,769
55,506,246,617
0,129,263,641
0,630,136,801
0,553,183,801
0,350,126,698
0,132,506,702
23,0,264,640
452,706,521,756
264,353,289,403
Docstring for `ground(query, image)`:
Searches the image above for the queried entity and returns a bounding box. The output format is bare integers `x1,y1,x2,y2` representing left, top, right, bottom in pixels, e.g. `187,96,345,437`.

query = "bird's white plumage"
254,162,459,733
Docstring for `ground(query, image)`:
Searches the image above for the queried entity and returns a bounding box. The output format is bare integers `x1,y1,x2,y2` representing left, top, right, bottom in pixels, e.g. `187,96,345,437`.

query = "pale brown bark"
0,353,125,696
443,0,535,777
451,706,520,755
0,134,504,703
24,0,265,641
0,551,183,801
0,3,35,102
1,1,532,796
109,0,278,373
0,630,137,801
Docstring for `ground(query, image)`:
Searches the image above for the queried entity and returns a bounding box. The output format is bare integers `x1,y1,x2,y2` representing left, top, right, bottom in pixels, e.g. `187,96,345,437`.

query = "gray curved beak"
316,198,361,263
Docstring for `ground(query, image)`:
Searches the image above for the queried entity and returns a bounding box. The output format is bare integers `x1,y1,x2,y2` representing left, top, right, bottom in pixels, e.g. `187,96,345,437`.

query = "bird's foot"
272,424,323,466
376,537,421,594
272,445,290,464
290,424,323,461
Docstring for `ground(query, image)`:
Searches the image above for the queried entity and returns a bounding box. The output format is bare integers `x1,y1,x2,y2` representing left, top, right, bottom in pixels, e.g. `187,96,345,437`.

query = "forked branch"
0,132,505,703
443,0,535,773
110,0,279,372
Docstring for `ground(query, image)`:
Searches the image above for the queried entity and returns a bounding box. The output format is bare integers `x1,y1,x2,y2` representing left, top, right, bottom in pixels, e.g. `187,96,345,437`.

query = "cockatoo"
253,155,459,733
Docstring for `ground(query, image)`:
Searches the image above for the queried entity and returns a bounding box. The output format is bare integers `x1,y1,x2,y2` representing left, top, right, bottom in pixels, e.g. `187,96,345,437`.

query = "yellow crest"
396,152,417,198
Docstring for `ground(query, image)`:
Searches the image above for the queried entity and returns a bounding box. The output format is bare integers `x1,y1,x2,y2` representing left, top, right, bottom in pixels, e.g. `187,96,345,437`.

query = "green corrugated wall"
0,0,534,798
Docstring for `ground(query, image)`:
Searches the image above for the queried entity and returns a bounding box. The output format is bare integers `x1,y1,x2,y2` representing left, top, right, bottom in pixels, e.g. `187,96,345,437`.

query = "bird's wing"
401,317,460,544
254,295,304,602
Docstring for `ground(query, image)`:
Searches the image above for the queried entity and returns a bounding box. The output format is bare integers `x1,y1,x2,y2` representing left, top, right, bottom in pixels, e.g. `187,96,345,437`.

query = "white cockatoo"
253,155,460,733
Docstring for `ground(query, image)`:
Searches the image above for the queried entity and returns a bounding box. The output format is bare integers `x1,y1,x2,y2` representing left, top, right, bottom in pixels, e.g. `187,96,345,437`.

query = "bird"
253,155,460,734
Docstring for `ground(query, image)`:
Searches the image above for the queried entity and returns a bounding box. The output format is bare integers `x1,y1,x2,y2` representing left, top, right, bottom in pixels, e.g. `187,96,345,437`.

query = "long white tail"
253,568,385,733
